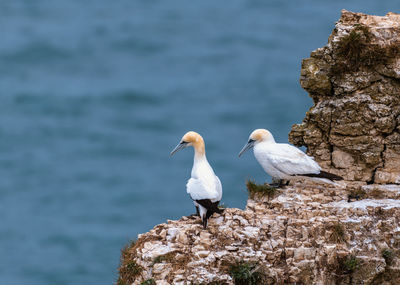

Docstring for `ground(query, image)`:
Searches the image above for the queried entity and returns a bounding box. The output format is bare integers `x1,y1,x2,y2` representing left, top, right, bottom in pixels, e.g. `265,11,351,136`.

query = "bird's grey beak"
238,139,255,157
170,141,188,156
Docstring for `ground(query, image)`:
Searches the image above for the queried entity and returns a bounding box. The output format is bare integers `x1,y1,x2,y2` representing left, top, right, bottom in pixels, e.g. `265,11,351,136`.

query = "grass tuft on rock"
117,240,143,284
339,255,360,274
229,261,264,285
246,180,277,199
382,249,394,265
140,279,156,285
329,222,346,243
117,280,126,285
118,260,142,284
152,252,175,265
330,23,400,76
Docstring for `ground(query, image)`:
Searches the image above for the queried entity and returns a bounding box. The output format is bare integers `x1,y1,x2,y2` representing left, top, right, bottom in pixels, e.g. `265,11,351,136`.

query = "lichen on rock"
289,10,400,184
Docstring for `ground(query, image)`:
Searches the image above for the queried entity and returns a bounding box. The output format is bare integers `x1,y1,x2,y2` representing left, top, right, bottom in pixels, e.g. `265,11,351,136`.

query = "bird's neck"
194,147,206,163
193,140,206,160
192,141,210,170
192,149,212,178
192,140,211,176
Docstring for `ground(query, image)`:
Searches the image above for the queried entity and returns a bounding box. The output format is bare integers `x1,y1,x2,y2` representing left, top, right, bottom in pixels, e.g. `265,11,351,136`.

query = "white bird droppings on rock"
141,242,174,261
242,226,259,238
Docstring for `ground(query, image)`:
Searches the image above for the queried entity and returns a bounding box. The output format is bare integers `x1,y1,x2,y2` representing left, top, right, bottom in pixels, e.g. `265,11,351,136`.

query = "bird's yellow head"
170,131,205,156
239,129,275,157
249,129,274,142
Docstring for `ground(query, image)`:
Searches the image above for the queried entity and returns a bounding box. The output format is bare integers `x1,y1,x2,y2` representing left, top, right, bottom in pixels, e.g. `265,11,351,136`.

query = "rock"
152,263,170,280
195,250,210,258
166,228,178,241
141,242,173,261
332,148,355,169
289,10,400,184
118,180,400,284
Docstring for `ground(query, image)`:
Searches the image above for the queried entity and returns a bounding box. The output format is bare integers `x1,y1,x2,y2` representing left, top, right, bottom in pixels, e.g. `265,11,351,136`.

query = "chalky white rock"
239,129,342,185
171,131,223,229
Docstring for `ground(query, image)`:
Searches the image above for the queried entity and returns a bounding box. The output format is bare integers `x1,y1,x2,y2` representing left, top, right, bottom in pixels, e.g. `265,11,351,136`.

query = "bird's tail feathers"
196,199,224,229
302,170,343,181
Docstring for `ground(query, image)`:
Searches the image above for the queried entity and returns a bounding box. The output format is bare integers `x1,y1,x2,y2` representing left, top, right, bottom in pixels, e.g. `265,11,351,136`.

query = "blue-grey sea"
1,1,399,284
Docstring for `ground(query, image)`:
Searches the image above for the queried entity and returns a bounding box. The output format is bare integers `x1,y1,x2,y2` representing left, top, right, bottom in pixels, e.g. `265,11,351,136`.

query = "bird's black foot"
201,215,208,229
347,194,360,203
269,179,287,188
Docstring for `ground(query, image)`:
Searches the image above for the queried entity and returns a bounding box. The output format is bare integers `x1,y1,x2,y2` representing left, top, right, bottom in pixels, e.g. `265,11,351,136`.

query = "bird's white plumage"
187,154,222,224
186,156,222,202
254,141,321,179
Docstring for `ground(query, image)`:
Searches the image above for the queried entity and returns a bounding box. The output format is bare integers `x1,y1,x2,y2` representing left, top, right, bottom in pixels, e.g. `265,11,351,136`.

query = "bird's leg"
188,206,200,218
269,177,279,188
347,194,361,203
270,178,284,188
202,214,208,229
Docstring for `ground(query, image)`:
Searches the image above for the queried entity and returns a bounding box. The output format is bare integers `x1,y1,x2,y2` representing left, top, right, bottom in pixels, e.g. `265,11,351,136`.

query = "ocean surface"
1,1,399,284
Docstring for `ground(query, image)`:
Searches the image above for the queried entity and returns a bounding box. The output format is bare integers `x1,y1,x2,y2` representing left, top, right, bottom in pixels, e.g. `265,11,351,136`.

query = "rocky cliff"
117,181,400,285
117,10,400,285
289,10,400,184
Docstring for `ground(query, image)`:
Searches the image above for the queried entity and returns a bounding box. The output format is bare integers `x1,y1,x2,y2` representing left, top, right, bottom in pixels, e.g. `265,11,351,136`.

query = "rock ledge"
118,180,400,284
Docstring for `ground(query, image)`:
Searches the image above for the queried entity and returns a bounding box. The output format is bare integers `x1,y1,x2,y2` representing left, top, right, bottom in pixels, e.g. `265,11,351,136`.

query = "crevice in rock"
371,142,387,184
327,104,334,167
378,71,400,83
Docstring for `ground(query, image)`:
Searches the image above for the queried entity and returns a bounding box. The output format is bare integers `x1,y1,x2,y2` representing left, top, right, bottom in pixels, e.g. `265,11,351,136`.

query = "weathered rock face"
289,10,400,184
118,180,400,284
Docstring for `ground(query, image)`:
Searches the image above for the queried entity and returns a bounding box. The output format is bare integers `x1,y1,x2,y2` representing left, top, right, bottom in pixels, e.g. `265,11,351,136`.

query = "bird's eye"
248,139,255,143
180,141,188,145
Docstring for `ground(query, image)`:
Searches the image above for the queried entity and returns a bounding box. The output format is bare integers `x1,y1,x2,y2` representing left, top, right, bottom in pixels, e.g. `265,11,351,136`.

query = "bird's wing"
186,177,219,202
264,143,321,175
215,176,223,202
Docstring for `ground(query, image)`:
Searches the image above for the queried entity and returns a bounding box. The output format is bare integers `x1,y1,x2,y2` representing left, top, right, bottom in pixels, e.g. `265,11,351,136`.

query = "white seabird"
239,129,342,185
171,131,223,229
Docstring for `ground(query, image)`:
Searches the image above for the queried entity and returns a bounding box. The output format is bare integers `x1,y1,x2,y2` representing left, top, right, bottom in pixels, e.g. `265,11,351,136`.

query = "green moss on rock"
246,180,277,200
229,261,265,285
331,24,400,76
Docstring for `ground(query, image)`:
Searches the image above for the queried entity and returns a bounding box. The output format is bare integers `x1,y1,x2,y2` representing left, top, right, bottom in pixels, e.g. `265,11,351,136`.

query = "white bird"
239,129,342,186
171,131,223,229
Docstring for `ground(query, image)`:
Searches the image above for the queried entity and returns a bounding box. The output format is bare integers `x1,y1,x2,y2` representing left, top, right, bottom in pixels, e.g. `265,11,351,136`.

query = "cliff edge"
117,10,400,285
